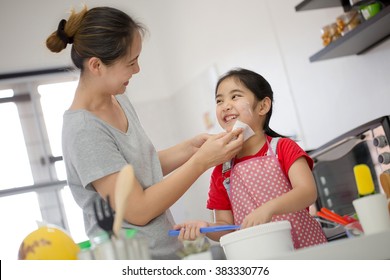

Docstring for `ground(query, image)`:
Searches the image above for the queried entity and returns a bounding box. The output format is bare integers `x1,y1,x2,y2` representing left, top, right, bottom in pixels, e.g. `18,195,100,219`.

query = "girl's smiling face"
215,77,261,132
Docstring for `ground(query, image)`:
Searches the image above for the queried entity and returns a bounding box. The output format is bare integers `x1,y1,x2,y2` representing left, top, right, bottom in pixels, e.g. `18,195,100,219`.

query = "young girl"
174,68,327,249
46,6,243,259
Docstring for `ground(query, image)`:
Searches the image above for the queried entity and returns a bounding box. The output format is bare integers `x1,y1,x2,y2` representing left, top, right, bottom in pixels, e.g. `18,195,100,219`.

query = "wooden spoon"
113,164,135,237
379,172,390,213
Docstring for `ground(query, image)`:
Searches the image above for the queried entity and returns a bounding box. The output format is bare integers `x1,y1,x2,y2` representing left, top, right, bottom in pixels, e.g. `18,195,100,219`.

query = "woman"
46,6,243,259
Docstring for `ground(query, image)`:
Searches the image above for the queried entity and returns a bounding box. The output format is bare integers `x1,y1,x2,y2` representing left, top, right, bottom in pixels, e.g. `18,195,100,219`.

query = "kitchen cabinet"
295,0,390,62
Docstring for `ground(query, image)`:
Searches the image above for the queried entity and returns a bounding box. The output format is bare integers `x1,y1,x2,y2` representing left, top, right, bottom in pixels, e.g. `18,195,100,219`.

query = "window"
0,80,88,260
38,81,77,180
0,92,33,189
0,89,38,259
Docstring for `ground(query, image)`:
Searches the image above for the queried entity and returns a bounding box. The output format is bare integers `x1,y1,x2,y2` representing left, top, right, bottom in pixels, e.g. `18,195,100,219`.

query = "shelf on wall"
308,5,390,62
295,0,345,11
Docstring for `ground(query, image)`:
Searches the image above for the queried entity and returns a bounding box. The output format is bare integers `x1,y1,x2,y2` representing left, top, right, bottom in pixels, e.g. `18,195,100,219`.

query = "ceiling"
1,0,239,103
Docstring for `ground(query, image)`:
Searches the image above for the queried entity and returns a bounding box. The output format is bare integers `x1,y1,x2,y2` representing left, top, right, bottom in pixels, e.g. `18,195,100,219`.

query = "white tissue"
232,120,255,141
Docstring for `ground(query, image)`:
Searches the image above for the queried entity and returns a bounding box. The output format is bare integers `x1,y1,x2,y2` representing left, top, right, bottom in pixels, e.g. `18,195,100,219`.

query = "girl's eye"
216,99,222,105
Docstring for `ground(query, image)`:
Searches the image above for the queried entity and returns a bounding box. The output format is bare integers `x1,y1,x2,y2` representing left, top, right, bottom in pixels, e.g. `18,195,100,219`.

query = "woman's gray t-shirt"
62,93,182,259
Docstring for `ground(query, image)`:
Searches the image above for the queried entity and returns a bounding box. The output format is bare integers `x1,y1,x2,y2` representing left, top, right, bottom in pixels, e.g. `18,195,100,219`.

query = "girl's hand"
241,203,274,229
173,220,209,241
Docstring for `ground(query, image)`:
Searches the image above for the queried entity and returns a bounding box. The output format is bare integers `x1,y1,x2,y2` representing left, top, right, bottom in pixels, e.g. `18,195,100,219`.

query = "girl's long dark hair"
215,68,286,138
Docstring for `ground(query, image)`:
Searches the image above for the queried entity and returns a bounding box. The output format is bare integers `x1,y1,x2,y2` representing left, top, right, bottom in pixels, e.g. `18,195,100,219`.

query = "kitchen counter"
274,229,390,259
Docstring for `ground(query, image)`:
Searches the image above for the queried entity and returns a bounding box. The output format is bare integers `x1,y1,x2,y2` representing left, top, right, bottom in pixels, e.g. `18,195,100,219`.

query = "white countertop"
274,229,390,259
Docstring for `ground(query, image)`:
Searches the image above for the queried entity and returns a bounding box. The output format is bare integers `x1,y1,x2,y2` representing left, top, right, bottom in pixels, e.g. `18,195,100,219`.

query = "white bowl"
220,220,293,259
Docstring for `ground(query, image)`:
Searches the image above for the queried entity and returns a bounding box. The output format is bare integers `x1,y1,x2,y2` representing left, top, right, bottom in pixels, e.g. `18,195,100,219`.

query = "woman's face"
104,30,142,95
215,77,261,132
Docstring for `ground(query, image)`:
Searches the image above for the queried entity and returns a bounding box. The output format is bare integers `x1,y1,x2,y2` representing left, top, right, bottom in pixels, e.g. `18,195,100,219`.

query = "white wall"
132,0,390,223
271,1,390,149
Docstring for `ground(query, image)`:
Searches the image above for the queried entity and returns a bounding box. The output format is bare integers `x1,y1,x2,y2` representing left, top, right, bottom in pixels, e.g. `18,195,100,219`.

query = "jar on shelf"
336,10,362,36
359,1,382,20
321,23,341,46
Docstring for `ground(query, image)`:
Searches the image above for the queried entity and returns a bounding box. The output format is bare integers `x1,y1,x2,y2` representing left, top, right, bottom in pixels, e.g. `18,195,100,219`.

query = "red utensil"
342,215,358,223
316,208,350,226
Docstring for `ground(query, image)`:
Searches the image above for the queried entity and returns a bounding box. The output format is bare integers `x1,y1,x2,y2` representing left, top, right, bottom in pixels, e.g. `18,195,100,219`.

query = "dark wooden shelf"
308,5,390,62
295,0,345,11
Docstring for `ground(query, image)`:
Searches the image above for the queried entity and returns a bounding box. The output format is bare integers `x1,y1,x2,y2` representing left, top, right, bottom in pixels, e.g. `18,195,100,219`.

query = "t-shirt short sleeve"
276,138,314,176
207,165,232,210
68,126,127,189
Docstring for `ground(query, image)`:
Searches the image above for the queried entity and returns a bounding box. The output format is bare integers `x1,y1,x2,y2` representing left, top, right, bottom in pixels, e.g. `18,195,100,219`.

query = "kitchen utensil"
168,225,240,236
353,164,375,196
93,195,114,238
316,207,350,226
342,214,358,223
379,172,390,213
220,220,293,260
379,172,390,199
316,209,362,239
113,164,136,237
315,217,338,227
87,228,149,260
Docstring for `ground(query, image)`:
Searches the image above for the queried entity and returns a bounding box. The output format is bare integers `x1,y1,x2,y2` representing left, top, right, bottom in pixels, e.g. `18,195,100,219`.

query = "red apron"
229,138,327,249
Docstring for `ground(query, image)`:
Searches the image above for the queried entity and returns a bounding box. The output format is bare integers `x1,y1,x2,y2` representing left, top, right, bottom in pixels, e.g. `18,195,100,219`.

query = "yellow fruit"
18,226,79,260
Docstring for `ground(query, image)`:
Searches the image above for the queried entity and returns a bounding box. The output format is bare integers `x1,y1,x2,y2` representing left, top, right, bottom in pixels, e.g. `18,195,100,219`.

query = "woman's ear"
257,97,271,116
86,57,102,76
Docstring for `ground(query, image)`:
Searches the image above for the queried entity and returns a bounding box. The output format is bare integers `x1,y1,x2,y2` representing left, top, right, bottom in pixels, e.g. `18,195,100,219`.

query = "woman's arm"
158,133,209,176
241,157,317,228
93,130,243,226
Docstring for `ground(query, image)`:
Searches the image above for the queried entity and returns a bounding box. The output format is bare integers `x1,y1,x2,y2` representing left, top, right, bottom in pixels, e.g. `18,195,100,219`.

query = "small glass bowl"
344,221,364,238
